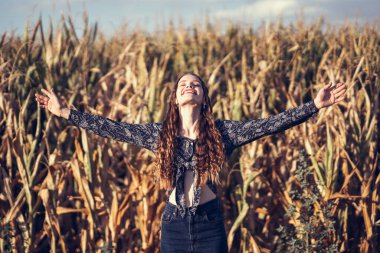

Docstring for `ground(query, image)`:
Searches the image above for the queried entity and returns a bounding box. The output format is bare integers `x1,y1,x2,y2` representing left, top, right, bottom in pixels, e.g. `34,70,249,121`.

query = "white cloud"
213,0,319,21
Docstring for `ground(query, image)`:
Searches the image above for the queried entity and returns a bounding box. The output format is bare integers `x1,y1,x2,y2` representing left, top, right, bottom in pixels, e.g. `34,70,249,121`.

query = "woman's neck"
178,105,201,138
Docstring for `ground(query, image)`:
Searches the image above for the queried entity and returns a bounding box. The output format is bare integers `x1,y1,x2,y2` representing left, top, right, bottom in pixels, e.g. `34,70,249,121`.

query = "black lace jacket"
67,100,319,218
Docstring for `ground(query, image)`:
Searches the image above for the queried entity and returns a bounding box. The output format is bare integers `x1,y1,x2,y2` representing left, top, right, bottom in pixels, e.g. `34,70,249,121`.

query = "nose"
185,82,194,88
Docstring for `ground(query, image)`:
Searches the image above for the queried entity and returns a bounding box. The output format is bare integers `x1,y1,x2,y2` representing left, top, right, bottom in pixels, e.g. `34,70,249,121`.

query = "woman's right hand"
35,88,63,117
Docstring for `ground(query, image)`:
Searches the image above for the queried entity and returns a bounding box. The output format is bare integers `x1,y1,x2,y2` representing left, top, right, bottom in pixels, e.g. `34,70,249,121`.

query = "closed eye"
179,83,200,87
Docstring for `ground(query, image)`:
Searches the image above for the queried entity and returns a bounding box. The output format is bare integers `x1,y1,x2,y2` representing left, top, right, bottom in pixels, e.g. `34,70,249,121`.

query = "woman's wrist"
313,98,321,110
58,107,71,119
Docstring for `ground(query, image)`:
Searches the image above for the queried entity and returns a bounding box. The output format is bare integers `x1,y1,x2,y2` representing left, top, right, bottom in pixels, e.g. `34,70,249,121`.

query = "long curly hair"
153,73,226,190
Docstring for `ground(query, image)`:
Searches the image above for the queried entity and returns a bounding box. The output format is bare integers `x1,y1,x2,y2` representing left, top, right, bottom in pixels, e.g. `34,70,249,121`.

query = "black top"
67,100,319,218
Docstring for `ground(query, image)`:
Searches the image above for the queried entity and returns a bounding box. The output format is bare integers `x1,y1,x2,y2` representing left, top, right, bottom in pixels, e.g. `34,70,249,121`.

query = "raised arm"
35,88,162,152
66,109,162,152
215,80,348,154
216,100,320,152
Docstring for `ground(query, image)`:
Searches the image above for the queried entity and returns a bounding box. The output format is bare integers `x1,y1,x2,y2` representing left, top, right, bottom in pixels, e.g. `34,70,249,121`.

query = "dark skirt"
160,197,228,253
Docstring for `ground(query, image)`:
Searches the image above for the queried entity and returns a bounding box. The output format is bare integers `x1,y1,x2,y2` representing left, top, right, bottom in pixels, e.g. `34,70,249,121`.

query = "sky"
1,0,379,37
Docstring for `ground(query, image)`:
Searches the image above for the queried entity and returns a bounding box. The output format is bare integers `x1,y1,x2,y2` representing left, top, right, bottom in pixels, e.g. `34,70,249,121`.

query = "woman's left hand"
313,81,348,109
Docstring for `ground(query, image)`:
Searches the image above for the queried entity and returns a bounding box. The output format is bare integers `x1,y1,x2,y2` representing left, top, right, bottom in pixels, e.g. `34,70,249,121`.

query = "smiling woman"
175,74,207,139
35,71,347,252
152,72,230,252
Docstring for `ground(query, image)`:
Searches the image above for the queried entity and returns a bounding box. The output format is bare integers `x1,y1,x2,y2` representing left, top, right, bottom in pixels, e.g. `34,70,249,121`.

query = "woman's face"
175,74,205,108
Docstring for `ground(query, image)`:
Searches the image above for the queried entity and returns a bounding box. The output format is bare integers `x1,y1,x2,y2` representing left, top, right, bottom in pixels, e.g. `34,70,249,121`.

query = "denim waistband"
165,197,220,216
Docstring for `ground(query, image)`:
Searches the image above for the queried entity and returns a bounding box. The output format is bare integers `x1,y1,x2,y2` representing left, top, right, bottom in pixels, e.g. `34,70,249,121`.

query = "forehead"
178,74,201,83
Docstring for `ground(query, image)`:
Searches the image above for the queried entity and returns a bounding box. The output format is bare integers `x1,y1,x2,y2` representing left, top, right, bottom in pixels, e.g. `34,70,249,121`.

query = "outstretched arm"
217,99,320,151
35,88,162,152
216,81,347,152
66,109,162,152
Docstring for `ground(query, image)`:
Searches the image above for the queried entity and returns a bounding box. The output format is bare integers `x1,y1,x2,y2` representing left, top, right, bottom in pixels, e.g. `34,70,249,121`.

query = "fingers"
35,88,52,109
35,87,56,103
324,82,333,90
41,88,52,98
332,83,348,99
325,81,347,92
333,82,347,91
334,87,347,98
334,87,347,102
335,96,346,103
35,93,49,104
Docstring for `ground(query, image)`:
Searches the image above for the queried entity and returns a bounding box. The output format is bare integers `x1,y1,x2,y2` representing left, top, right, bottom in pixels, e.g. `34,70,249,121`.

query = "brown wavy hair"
153,73,226,190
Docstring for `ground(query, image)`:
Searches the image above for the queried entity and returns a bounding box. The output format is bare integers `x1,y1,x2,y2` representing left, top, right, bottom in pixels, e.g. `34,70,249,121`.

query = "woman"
35,73,347,252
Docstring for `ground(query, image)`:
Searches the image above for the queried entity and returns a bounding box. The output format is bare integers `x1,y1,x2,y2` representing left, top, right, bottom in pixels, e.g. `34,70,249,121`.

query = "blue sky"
1,0,379,37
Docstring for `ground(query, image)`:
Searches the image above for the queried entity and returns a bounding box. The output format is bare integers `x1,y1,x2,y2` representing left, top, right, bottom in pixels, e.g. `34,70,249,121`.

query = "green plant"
276,149,338,253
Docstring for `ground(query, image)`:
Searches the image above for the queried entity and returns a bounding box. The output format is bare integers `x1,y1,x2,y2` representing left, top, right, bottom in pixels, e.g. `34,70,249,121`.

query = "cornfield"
0,14,379,253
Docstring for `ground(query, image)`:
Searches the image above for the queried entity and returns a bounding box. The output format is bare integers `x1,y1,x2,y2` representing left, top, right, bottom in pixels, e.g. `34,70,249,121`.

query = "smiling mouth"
183,91,196,95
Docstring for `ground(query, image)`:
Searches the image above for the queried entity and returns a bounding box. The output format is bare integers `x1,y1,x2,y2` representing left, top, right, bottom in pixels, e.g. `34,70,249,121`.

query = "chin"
179,101,201,107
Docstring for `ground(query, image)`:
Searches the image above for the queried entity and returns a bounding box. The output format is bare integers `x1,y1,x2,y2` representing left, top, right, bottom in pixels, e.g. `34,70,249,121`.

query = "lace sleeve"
67,109,162,152
216,100,319,152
